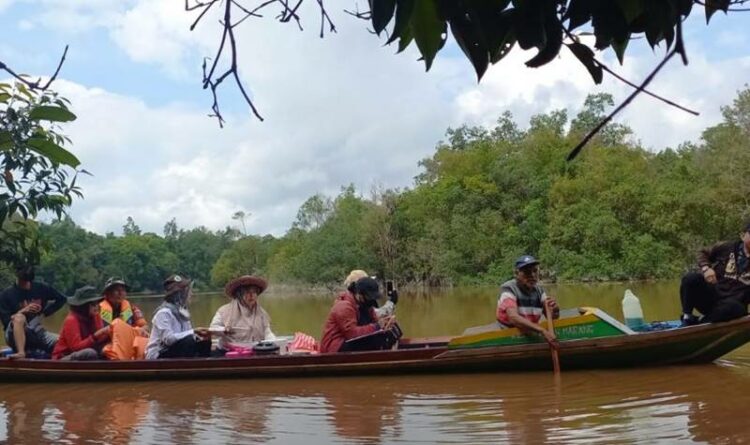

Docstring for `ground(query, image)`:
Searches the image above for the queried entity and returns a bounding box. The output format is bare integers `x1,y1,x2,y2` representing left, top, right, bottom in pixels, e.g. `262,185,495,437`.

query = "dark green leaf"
410,0,446,71
449,6,489,80
565,0,593,31
0,131,12,151
0,92,10,103
397,26,413,53
29,105,77,122
27,137,81,168
612,34,630,64
617,0,645,24
514,3,546,50
567,42,603,84
387,0,416,45
525,14,563,68
370,0,397,35
704,0,730,23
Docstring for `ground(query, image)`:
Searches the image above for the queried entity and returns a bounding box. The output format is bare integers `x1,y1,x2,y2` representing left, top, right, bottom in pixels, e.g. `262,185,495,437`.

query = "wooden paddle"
545,302,561,374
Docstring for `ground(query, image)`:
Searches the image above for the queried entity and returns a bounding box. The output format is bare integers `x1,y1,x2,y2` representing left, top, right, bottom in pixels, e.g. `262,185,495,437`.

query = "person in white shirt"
145,274,211,359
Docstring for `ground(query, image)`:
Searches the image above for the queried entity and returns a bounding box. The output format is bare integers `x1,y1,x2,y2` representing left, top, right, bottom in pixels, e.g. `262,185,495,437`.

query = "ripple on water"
0,364,749,444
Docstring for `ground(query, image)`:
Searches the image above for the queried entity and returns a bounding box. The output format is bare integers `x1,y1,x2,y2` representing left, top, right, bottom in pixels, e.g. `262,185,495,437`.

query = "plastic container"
622,289,645,329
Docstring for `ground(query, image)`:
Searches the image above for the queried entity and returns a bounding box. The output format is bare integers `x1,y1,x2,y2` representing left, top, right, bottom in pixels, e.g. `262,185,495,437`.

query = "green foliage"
0,82,82,270
24,87,750,289
367,0,726,82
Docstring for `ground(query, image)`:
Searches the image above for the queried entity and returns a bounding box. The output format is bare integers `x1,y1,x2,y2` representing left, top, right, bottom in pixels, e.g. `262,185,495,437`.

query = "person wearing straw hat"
145,274,211,359
52,286,111,360
210,275,276,353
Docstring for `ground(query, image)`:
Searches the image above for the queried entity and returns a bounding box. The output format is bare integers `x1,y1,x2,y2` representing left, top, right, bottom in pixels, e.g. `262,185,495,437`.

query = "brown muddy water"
1,282,749,444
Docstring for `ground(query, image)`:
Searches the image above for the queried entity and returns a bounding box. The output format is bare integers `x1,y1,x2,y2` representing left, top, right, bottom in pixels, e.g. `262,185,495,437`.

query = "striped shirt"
496,279,548,326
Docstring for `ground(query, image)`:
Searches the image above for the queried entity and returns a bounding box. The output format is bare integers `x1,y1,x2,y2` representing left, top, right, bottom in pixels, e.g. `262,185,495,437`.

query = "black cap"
514,255,539,270
354,277,382,301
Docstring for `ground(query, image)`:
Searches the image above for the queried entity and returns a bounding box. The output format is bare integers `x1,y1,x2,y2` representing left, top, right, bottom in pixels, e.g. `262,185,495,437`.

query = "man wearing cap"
52,286,111,360
145,274,211,359
320,277,395,353
0,265,66,359
496,255,559,346
99,277,149,360
679,222,750,326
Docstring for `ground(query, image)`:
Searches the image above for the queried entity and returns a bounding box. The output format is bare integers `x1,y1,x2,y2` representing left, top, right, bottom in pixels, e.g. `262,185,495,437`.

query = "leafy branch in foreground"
187,0,747,157
0,76,84,267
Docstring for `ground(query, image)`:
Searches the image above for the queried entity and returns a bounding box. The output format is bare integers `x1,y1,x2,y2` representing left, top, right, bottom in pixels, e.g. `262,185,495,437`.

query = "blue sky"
1,1,749,236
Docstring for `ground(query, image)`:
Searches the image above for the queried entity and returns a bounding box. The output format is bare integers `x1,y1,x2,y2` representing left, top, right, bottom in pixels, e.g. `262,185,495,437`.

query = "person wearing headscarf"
52,286,110,360
99,277,149,360
210,275,275,352
145,274,211,359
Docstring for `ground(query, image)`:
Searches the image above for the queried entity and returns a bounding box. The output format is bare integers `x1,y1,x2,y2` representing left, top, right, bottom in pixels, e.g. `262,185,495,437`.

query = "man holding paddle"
496,255,559,348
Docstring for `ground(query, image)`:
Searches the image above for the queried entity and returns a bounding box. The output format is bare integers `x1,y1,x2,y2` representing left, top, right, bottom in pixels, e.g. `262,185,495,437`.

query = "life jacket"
100,299,141,327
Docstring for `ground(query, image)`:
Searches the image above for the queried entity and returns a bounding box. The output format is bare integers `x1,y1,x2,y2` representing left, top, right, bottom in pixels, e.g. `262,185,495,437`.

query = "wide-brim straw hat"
225,275,268,297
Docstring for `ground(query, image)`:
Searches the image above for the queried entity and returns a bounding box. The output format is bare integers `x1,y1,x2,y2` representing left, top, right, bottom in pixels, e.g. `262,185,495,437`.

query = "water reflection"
1,363,749,444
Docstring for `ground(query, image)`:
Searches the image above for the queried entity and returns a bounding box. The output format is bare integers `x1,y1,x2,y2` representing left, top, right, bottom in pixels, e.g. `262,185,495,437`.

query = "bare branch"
567,21,689,161
0,45,69,91
188,0,335,126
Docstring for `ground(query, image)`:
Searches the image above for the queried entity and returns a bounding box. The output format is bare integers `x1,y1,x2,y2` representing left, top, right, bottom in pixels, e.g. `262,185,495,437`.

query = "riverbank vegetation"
3,88,749,293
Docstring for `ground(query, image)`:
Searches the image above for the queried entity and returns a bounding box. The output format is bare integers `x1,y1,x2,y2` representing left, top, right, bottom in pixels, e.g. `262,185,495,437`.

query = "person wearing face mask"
496,255,559,348
52,286,110,360
145,274,211,359
320,277,396,353
210,275,275,353
0,265,66,359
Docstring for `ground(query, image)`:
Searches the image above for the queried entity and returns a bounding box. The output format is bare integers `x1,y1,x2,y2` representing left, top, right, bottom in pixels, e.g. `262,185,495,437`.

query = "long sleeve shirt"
145,308,194,359
52,311,106,360
320,292,379,353
697,240,750,302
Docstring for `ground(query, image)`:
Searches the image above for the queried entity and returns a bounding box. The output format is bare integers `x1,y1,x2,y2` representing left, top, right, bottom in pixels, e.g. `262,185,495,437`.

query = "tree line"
2,89,749,294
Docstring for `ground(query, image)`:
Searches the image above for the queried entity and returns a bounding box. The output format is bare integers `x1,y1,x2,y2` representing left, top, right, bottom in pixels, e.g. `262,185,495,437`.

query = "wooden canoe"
1,314,749,382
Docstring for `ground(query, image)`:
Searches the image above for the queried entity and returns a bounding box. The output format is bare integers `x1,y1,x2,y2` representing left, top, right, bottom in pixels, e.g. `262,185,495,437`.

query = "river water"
1,282,749,444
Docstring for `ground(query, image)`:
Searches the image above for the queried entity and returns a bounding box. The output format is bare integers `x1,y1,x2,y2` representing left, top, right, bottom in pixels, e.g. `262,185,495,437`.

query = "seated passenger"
343,270,397,320
680,221,750,326
99,277,149,360
496,255,559,347
52,286,110,360
210,275,275,352
0,265,66,359
320,277,395,353
145,275,211,359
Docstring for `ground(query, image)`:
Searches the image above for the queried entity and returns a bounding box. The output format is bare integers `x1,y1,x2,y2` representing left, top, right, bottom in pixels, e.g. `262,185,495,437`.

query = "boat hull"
1,316,749,382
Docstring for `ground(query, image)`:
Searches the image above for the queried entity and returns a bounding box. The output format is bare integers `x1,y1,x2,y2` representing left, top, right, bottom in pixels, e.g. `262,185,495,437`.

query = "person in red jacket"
52,286,111,360
320,277,394,353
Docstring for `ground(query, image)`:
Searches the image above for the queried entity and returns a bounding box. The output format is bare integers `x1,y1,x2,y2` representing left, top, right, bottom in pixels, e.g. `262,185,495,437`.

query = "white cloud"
6,1,750,237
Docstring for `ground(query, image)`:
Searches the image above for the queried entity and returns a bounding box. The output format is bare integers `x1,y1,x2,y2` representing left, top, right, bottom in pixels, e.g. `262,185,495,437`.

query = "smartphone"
386,281,394,295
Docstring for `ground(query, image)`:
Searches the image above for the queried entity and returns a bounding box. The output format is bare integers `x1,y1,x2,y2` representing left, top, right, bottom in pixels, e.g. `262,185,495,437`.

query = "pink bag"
289,332,319,354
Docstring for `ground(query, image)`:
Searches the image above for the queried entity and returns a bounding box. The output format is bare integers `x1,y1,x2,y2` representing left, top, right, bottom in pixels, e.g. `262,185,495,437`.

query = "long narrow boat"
1,310,749,382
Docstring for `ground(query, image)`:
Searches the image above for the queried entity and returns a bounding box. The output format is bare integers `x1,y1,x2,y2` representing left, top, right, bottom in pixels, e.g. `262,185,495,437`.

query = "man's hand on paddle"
544,297,560,319
541,329,559,350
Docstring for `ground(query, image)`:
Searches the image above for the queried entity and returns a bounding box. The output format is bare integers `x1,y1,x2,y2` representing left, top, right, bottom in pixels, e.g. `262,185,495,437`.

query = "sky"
1,1,748,237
